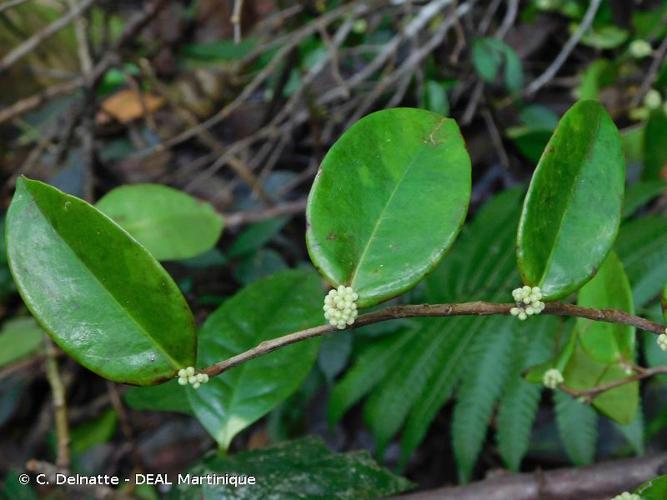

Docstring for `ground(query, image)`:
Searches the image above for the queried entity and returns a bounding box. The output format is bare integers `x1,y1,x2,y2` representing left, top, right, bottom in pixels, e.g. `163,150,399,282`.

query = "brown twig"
222,198,307,227
397,452,667,500
231,0,244,44
561,365,667,401
43,337,71,469
0,0,168,124
199,301,666,379
526,0,602,95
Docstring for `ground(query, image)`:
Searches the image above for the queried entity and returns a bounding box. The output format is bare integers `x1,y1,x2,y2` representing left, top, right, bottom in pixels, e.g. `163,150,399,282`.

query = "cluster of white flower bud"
657,332,667,352
177,367,209,389
611,492,641,500
542,368,564,390
644,88,663,110
324,286,358,329
629,39,652,58
510,286,545,320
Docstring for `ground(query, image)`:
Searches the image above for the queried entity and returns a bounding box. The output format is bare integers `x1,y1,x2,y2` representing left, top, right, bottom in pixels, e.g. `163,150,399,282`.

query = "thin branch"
199,301,666,379
0,0,96,73
526,0,602,95
44,337,70,469
231,0,244,44
561,365,667,401
401,452,667,500
222,198,307,227
631,33,667,107
0,0,168,124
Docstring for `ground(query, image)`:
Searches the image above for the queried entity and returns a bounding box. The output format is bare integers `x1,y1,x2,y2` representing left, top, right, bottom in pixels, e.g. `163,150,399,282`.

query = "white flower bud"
644,89,662,109
323,286,359,329
657,333,667,352
543,368,564,389
629,39,652,58
176,366,210,388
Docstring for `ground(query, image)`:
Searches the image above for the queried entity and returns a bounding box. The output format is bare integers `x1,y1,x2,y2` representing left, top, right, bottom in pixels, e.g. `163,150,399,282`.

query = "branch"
526,0,602,95
43,337,70,469
561,365,667,401
201,301,667,378
398,452,667,500
0,0,97,74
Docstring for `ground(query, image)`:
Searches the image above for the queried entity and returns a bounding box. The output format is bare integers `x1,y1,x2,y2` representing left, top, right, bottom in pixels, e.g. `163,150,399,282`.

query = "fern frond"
452,317,518,482
496,316,559,471
554,391,598,465
328,327,418,426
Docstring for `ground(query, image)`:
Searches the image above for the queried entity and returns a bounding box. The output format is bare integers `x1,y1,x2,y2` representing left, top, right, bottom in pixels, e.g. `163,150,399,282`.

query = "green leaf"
0,317,43,368
577,252,634,364
579,24,628,49
180,39,256,62
643,110,667,181
616,216,667,307
169,437,413,499
227,217,288,258
306,108,470,307
471,38,523,92
422,80,449,116
70,409,117,455
496,317,558,471
563,339,638,424
636,475,667,499
187,269,323,449
6,178,196,385
622,181,667,219
517,100,625,299
472,37,501,81
124,380,192,415
96,184,223,261
554,391,598,465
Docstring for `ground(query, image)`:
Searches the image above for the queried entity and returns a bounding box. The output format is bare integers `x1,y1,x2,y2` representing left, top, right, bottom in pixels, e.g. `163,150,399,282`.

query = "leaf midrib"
349,118,446,288
539,112,604,285
28,189,183,369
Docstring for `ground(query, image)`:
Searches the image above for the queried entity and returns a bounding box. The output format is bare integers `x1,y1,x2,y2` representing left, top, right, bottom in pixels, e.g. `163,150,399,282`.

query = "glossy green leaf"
96,184,223,261
169,437,413,499
643,110,667,181
517,100,625,299
635,475,667,500
6,177,196,385
306,108,471,307
187,269,323,449
124,380,192,415
0,317,43,368
577,252,634,364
